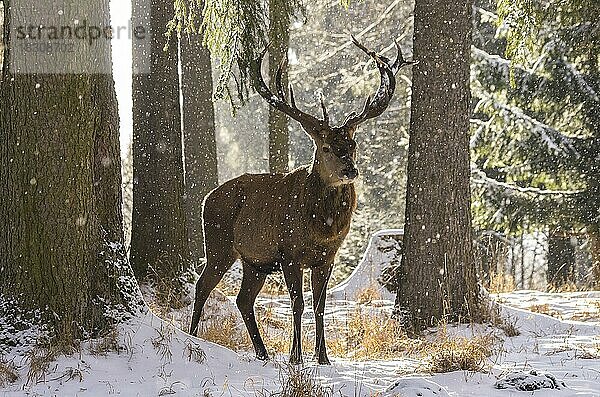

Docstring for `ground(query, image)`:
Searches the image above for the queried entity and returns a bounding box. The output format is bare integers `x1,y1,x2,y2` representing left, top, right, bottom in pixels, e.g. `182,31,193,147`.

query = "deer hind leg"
189,246,238,336
311,264,333,365
282,261,304,364
236,263,268,360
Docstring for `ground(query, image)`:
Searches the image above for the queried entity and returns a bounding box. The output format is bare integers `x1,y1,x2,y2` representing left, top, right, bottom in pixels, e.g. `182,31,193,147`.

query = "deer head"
251,36,412,186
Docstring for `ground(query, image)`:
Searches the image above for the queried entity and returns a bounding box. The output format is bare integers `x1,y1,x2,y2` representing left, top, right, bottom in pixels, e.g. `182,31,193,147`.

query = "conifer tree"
470,0,599,286
395,0,481,330
0,0,140,344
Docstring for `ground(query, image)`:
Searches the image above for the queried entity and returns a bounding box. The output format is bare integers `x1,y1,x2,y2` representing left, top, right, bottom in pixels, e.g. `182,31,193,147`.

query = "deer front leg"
311,264,333,365
282,262,304,364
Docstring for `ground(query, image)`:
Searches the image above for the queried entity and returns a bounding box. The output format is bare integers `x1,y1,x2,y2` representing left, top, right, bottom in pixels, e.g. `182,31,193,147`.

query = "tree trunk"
180,30,218,262
0,2,4,72
131,0,189,286
395,0,480,330
546,229,576,289
590,229,600,288
267,0,290,173
0,0,138,342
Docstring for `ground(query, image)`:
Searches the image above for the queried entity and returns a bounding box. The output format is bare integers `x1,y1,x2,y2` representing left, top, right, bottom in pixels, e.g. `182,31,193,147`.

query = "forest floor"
1,282,599,396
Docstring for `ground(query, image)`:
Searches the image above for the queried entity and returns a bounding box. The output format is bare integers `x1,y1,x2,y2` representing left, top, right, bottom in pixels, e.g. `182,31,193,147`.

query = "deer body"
190,37,411,364
223,167,356,268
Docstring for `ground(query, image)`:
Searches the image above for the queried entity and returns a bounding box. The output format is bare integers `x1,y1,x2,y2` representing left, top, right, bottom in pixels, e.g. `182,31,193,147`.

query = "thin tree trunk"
0,2,4,72
268,0,290,173
510,240,516,282
520,232,525,288
131,0,189,287
590,229,600,288
530,243,538,288
0,0,137,341
547,228,576,289
181,30,218,262
395,0,480,330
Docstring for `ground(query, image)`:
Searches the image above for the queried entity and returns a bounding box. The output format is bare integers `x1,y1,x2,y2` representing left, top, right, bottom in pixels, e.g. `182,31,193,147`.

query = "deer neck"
306,167,356,236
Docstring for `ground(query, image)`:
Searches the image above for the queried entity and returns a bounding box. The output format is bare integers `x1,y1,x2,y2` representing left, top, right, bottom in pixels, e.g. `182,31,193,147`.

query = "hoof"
289,355,303,365
256,352,269,361
316,355,331,365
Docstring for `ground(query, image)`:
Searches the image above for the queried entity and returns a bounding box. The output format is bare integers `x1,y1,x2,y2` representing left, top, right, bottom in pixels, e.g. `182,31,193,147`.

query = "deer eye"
322,146,331,153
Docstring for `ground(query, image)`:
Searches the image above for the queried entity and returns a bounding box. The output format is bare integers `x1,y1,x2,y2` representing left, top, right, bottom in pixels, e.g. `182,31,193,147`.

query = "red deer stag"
190,37,412,364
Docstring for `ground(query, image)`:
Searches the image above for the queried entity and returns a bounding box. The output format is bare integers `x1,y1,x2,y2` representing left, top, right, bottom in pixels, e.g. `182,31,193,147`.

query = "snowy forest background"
2,0,596,289
98,0,598,291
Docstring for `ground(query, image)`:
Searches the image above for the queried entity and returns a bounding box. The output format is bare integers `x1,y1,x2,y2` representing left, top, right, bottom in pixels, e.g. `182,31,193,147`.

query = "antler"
342,36,413,130
250,47,327,132
251,38,413,133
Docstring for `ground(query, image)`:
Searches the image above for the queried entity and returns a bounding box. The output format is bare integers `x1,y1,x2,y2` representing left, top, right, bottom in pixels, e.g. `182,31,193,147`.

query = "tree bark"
180,30,218,262
268,0,290,173
131,0,189,285
395,0,481,330
587,228,600,288
546,228,576,289
0,0,138,342
0,2,4,72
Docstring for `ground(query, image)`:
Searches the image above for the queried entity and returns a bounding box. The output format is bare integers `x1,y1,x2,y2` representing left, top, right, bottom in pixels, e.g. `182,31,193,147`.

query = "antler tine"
319,93,329,123
391,39,414,74
351,35,376,58
251,47,324,131
342,36,414,130
289,84,297,108
343,96,371,128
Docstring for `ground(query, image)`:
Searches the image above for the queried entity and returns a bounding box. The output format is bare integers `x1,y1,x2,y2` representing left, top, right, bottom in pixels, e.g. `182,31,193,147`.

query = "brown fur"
212,165,356,271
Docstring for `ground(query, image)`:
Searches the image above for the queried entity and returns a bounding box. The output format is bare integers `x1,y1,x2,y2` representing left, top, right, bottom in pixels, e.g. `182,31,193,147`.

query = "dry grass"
256,304,499,375
355,286,382,304
258,364,336,397
263,274,289,296
493,315,520,338
480,300,521,337
26,338,79,385
193,297,501,375
528,304,561,318
570,311,600,321
257,306,315,358
184,339,207,363
422,332,497,373
334,307,498,373
333,307,418,359
147,280,502,374
89,327,120,356
550,282,584,293
488,272,516,293
0,357,18,387
197,313,252,352
151,323,176,363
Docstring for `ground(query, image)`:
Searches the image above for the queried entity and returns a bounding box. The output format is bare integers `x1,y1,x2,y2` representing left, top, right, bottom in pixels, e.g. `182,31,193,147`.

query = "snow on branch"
565,61,599,103
471,164,583,197
476,95,580,160
471,46,542,92
472,46,599,132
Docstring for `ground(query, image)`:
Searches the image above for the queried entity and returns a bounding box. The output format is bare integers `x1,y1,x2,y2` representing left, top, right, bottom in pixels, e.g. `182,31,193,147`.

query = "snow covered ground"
1,232,599,396
1,288,599,396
